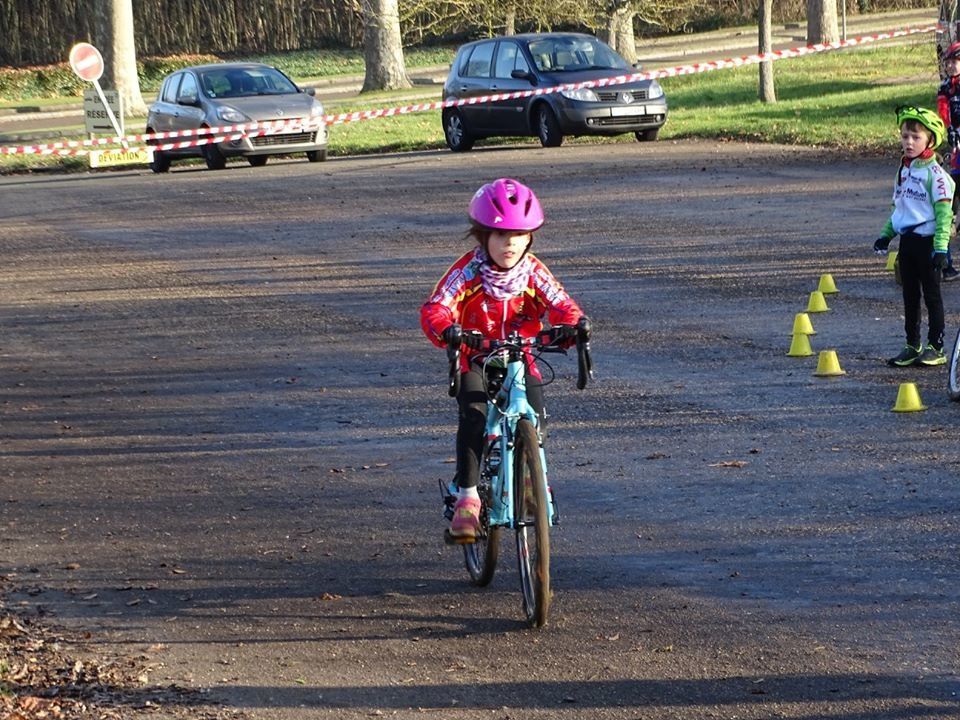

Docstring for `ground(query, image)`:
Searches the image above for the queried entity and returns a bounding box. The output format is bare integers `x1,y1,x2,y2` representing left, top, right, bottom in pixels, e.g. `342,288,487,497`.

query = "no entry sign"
67,41,126,152
69,43,104,82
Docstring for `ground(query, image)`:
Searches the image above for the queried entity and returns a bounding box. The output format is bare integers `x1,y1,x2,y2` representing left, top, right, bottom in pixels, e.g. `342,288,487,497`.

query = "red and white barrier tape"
0,24,934,158
325,24,935,126
0,117,320,156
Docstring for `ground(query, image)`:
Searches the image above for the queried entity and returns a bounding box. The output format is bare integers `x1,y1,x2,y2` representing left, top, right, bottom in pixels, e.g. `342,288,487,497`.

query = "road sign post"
67,42,150,166
68,43,125,145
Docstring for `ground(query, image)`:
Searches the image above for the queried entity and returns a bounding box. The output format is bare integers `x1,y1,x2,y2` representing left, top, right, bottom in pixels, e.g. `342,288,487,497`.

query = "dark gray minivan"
441,33,667,152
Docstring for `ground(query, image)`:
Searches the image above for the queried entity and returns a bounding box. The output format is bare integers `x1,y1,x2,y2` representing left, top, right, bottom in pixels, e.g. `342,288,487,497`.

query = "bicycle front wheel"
949,328,960,401
464,480,500,587
513,418,551,628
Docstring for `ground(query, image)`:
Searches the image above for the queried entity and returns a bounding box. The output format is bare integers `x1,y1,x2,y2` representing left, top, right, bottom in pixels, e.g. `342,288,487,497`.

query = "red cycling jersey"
421,247,583,374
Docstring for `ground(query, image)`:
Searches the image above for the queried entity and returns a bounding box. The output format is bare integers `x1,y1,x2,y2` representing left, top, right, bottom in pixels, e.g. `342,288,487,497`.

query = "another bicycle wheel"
949,328,960,400
513,418,551,628
464,479,501,586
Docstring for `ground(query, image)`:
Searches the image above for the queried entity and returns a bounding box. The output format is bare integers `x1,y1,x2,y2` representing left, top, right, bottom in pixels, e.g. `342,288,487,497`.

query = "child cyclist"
420,178,586,542
873,106,955,367
936,40,960,281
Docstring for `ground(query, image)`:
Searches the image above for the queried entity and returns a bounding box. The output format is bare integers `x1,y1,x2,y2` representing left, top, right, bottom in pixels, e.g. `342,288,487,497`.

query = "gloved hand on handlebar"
873,236,892,256
576,316,591,341
549,316,591,347
442,324,484,350
442,324,462,347
551,324,578,342
462,330,485,349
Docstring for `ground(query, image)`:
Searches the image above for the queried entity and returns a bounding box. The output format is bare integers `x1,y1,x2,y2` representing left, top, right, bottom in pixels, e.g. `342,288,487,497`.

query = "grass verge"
0,40,940,174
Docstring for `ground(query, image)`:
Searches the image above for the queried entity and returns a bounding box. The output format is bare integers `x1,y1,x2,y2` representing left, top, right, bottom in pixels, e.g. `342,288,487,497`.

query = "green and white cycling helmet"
896,105,946,148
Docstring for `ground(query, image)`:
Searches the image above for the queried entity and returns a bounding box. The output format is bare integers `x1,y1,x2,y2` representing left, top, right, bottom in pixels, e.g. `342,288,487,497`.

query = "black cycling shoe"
887,344,922,367
918,345,947,366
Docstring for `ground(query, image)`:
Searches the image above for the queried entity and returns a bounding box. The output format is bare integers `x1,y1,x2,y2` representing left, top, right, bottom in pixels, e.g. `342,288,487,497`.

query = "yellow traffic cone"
818,273,838,294
892,382,927,412
813,349,845,376
885,250,898,271
787,333,814,357
791,312,816,336
806,290,829,313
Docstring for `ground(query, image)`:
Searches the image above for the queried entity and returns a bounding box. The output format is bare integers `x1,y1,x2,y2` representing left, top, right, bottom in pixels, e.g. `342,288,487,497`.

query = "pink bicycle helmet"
468,178,545,232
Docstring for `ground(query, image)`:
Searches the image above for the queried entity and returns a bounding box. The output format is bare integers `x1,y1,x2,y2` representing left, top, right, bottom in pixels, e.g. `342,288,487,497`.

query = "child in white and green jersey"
873,106,955,367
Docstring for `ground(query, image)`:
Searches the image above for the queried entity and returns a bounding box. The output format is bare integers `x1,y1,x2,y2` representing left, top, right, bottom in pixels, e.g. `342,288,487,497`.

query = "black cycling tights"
899,233,944,348
455,363,545,489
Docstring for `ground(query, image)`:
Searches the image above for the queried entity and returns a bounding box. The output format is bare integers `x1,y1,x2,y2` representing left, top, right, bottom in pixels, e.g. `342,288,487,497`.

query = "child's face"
947,56,960,77
487,230,531,269
900,124,932,159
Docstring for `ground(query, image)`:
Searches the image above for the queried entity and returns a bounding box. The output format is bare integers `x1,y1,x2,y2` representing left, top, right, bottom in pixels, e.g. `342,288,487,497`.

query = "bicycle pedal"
444,528,476,545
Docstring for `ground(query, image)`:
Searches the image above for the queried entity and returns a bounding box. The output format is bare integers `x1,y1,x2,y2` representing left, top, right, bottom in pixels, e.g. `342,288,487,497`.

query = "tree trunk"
614,8,637,64
92,0,147,119
603,12,618,51
361,0,411,92
505,3,516,35
759,0,776,103
806,0,840,44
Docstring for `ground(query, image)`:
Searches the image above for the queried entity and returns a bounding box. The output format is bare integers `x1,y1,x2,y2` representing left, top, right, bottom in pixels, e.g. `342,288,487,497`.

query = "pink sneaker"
449,495,481,541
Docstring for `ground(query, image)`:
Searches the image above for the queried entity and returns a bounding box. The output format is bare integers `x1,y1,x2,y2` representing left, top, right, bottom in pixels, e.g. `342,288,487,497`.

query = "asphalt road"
2,139,960,719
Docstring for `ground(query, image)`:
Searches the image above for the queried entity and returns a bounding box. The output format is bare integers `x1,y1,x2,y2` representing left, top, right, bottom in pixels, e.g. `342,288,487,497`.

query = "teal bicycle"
440,319,592,628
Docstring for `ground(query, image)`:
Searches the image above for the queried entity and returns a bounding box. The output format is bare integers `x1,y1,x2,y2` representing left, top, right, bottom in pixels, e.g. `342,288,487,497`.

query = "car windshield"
199,67,299,99
525,37,630,73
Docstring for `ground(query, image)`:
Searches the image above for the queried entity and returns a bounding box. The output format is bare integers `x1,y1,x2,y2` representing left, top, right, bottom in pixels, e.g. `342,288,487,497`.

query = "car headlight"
309,99,325,117
647,81,664,100
560,87,599,102
217,107,249,124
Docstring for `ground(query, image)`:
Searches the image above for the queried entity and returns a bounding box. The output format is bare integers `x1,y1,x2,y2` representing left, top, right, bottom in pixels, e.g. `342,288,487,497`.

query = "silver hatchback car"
146,62,327,172
442,33,667,151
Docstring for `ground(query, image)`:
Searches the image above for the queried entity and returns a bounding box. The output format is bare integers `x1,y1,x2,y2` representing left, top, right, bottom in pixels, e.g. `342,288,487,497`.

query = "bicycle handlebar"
575,317,593,390
445,325,463,397
444,318,593,397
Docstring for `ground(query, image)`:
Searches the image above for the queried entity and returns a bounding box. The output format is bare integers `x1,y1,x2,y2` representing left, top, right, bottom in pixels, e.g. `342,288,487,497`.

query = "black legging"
455,362,545,489
899,232,944,348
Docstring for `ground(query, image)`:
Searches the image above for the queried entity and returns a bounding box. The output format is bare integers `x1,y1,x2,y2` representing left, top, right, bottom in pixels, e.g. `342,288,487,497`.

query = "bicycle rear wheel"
513,418,550,628
949,328,960,400
464,479,501,586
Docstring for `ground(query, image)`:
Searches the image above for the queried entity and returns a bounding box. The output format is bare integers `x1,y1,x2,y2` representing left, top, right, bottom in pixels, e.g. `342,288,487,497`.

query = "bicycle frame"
483,347,555,528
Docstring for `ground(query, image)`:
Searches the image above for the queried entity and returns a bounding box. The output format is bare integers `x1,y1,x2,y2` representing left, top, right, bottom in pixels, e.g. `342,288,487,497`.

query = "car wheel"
202,141,227,170
443,109,474,152
247,155,268,167
635,128,660,142
537,105,563,147
149,150,171,173
306,149,328,162
146,131,171,173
